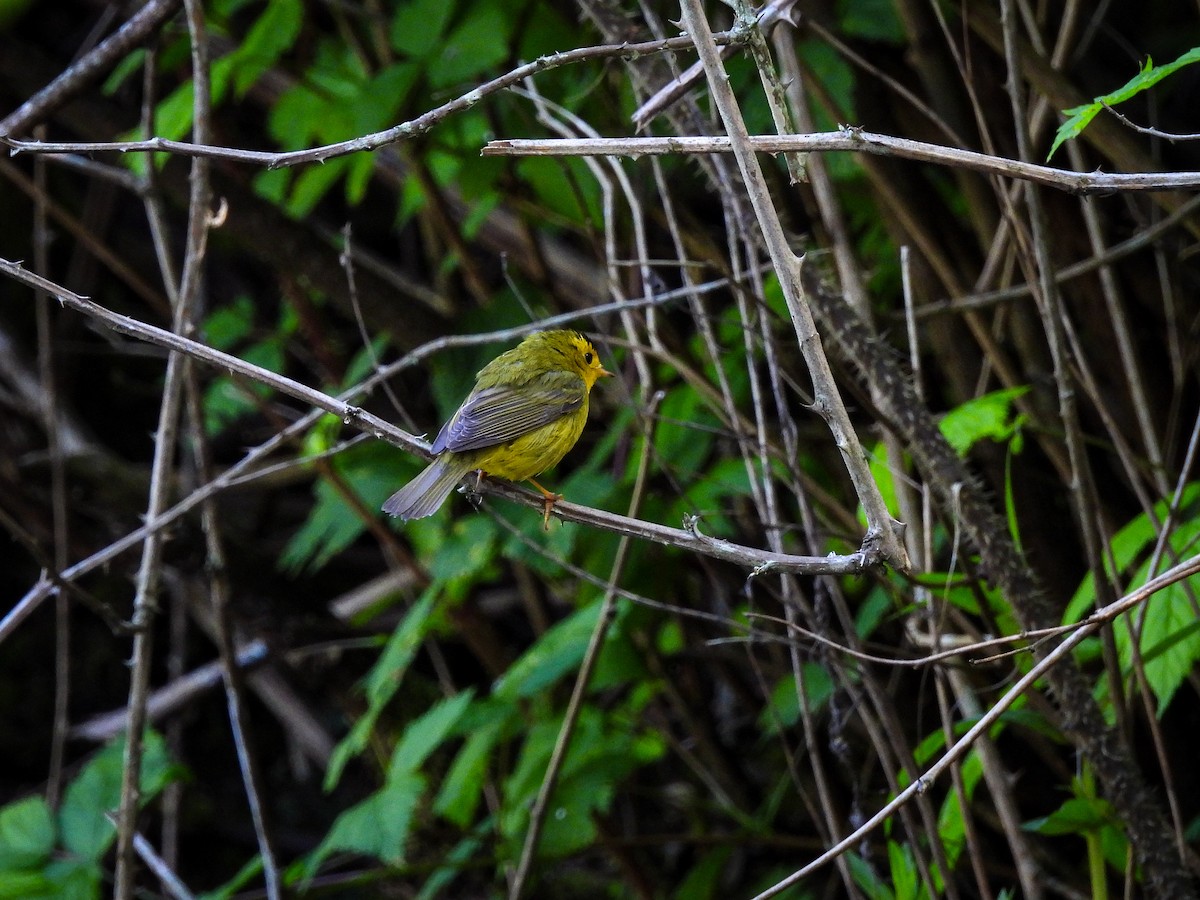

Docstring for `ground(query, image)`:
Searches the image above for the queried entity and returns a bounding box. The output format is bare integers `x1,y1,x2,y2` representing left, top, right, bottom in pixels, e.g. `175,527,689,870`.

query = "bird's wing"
431,372,586,453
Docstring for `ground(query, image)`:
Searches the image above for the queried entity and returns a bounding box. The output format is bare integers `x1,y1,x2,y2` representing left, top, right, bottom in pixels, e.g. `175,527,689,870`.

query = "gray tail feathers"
382,455,473,519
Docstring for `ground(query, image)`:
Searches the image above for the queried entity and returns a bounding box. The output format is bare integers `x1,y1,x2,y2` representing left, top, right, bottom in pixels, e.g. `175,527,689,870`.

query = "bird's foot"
528,478,562,531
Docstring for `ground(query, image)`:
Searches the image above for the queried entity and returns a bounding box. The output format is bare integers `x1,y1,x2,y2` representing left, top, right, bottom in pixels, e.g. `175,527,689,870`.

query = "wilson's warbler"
383,330,612,525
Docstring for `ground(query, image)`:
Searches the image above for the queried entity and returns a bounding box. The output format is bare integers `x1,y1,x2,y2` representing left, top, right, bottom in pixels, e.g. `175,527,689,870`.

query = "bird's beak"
599,365,615,378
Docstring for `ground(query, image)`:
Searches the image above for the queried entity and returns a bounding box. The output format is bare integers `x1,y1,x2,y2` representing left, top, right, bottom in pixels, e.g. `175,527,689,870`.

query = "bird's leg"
527,478,562,530
464,470,487,510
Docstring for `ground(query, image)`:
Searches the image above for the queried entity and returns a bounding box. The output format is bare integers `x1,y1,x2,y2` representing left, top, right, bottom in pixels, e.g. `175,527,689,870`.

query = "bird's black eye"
585,352,594,364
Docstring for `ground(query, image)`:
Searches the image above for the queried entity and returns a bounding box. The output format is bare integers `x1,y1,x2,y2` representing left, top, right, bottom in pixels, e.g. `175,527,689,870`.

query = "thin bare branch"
481,131,1200,193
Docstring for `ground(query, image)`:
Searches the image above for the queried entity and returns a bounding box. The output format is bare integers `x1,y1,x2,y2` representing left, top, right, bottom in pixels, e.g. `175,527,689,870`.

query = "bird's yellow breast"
464,398,589,482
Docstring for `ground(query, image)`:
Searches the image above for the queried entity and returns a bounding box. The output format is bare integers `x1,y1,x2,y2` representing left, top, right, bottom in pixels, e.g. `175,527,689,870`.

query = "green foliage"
800,38,857,124
202,296,295,436
836,0,904,43
1024,795,1117,836
1064,482,1200,714
229,0,304,96
324,588,439,790
1049,47,1200,159
673,847,734,900
303,587,667,887
1023,771,1128,889
280,440,406,573
0,733,178,900
938,387,1028,456
934,749,982,877
303,690,476,879
195,855,265,900
758,662,836,733
499,704,664,858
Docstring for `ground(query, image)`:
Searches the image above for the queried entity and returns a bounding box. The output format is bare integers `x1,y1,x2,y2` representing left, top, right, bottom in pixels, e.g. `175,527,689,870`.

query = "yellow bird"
383,330,612,526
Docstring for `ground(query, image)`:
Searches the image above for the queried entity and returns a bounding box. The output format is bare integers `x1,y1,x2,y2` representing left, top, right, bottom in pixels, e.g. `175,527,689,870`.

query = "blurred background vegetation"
1,0,1199,897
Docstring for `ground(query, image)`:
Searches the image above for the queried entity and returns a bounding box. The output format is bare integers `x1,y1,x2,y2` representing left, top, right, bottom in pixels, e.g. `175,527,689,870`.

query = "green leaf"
434,719,504,827
285,157,352,219
673,847,733,900
427,5,513,87
420,516,500,585
325,587,439,790
388,690,475,775
939,386,1029,455
0,797,54,870
202,296,256,349
935,749,982,874
0,857,99,900
342,335,391,388
230,0,304,96
1024,796,1117,835
848,851,896,900
514,158,601,228
500,707,653,858
101,49,146,96
390,0,457,58
837,0,904,43
1115,574,1200,714
758,663,835,733
887,840,919,900
865,438,900,521
1065,482,1200,713
414,820,490,900
40,860,100,900
0,870,56,899
492,599,606,701
59,731,175,862
151,56,236,144
279,441,400,574
304,771,425,880
195,854,263,900
654,386,713,482
797,38,857,151
203,329,285,436
1049,47,1200,159
312,693,478,877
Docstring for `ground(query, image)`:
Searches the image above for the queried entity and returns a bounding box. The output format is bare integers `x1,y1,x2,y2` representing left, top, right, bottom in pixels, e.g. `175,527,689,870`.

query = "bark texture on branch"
799,258,1197,899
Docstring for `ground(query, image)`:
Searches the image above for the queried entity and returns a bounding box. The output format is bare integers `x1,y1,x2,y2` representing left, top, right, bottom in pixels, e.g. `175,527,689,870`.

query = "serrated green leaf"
492,600,605,701
1050,47,1200,159
389,690,475,775
303,770,425,881
325,587,438,790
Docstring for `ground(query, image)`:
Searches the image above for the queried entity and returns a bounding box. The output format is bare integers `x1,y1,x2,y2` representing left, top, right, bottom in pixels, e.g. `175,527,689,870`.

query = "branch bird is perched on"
383,330,613,527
